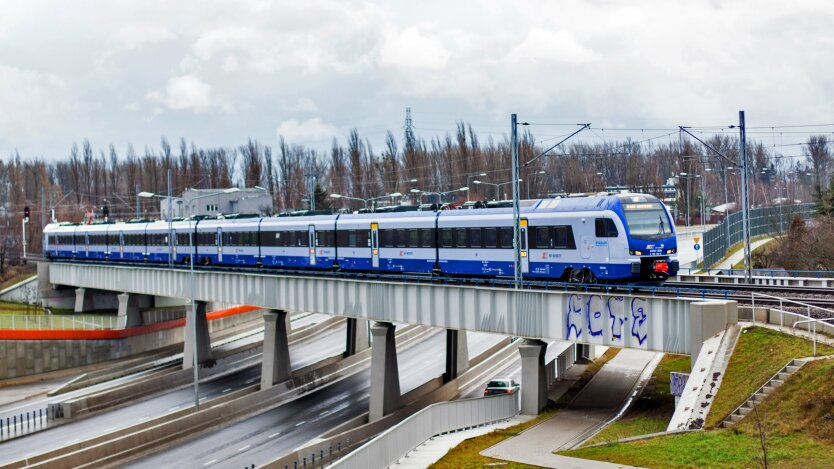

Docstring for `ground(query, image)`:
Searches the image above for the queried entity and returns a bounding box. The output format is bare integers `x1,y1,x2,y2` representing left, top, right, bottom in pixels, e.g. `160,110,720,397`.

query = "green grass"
584,354,690,445
560,348,834,468
0,266,36,291
713,234,770,269
0,300,47,315
706,327,834,428
563,429,834,468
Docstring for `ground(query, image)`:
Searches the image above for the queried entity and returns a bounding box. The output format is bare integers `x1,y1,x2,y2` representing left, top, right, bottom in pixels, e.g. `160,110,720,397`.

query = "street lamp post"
329,193,369,210
466,172,487,201
473,180,519,201
138,187,238,410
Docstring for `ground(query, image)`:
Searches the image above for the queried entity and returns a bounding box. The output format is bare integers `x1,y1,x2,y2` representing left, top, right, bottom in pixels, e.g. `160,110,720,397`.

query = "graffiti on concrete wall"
565,294,649,348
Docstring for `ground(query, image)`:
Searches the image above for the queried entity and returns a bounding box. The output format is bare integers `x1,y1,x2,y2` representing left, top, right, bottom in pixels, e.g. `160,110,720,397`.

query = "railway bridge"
38,261,737,415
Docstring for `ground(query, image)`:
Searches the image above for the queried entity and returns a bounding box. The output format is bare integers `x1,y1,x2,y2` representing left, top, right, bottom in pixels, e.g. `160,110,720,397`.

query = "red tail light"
506,389,512,394
654,261,668,273
484,390,489,396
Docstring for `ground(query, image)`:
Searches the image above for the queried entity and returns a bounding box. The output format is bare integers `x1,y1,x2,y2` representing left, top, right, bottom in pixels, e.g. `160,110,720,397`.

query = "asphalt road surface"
124,331,502,468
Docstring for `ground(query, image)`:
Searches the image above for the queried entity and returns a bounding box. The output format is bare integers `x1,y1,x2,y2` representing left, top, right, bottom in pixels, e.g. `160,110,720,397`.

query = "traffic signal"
23,206,30,220
102,205,109,218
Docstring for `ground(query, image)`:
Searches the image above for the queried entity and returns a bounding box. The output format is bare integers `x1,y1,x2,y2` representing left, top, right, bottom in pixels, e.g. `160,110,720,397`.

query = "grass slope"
562,357,834,468
584,354,689,445
706,327,834,428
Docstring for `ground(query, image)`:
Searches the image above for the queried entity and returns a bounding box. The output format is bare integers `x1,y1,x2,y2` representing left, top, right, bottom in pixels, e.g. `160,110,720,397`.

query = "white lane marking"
103,427,116,433
199,397,207,401
168,405,180,411
68,439,80,444
138,416,150,422
238,445,251,452
268,431,281,438
319,410,329,416
222,388,232,393
245,378,257,384
295,420,306,427
203,459,218,466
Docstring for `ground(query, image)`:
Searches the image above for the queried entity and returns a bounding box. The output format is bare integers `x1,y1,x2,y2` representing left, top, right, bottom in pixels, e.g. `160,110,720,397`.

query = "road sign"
693,237,700,244
693,243,701,251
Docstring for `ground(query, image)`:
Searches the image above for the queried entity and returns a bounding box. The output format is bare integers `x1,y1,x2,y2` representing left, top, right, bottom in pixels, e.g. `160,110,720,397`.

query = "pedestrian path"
712,238,773,270
481,349,658,468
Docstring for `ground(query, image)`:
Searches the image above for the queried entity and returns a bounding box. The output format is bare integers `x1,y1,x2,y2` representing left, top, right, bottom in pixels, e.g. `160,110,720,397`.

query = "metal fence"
330,391,520,469
702,203,816,267
0,314,119,330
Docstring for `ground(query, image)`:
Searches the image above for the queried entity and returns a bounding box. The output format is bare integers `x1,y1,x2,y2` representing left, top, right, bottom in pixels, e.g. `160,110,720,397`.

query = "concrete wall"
0,308,263,380
0,276,38,303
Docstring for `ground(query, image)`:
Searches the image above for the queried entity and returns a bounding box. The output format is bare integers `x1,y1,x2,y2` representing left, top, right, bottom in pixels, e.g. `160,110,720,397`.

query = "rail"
678,267,834,279
329,391,520,469
0,313,118,330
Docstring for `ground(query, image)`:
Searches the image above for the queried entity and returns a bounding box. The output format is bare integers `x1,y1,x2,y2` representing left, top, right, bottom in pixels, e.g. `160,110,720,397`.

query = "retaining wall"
0,307,263,380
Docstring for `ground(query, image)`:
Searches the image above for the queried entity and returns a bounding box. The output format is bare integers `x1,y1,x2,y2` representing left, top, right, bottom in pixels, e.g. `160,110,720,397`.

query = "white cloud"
379,27,451,70
276,118,340,144
283,98,319,113
507,29,600,65
146,75,233,113
115,24,176,48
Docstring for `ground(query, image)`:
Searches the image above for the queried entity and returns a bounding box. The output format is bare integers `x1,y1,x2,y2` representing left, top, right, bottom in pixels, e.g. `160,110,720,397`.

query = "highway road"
0,313,325,424
0,314,344,464
123,331,503,468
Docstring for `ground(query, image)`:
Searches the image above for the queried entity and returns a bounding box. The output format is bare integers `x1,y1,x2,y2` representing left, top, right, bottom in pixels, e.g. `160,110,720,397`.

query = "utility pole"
40,187,46,229
511,114,521,289
135,183,140,219
738,111,752,282
168,169,173,269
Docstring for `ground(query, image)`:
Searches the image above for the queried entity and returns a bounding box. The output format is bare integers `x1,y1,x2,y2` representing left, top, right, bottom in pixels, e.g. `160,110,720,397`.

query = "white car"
483,378,520,396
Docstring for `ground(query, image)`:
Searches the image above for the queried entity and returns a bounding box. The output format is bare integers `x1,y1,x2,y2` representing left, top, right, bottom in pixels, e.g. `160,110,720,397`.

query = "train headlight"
629,250,643,256
666,248,677,254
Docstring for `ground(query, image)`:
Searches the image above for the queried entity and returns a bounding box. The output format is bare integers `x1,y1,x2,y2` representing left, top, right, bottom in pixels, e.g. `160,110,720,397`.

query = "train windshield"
623,202,673,240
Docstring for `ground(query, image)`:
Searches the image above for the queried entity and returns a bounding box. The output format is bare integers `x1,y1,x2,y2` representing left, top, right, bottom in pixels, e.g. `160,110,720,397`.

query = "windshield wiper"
658,214,665,235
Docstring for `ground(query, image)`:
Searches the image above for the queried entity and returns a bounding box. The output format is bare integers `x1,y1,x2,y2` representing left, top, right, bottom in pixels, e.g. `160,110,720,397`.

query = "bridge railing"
330,391,520,469
0,314,118,330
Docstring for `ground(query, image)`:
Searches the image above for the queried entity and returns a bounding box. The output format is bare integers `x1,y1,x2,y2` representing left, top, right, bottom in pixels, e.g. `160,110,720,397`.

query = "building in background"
159,187,273,219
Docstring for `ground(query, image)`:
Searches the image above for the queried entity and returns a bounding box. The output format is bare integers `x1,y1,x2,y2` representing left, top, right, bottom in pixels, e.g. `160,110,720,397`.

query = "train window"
498,227,513,249
535,227,550,249
454,229,467,248
439,229,453,248
554,226,577,249
379,230,391,248
419,229,434,248
348,230,357,247
469,228,482,248
395,230,407,248
595,218,619,238
408,230,419,248
297,231,307,247
484,228,497,248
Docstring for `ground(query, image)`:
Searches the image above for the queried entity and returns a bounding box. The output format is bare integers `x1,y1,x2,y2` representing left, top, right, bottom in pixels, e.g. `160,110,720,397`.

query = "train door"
580,235,592,259
85,233,90,258
217,227,223,263
371,223,379,268
308,225,317,265
520,219,530,273
119,231,125,259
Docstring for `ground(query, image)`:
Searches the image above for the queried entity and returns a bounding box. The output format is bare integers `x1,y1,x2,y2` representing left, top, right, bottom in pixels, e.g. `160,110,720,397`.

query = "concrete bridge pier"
183,300,213,369
369,321,400,422
261,309,292,390
117,293,152,328
74,287,94,313
519,339,548,415
344,317,370,357
444,329,469,382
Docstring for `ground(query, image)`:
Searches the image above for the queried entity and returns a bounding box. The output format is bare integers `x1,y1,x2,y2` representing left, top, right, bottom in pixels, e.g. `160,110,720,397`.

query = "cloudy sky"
2,0,833,159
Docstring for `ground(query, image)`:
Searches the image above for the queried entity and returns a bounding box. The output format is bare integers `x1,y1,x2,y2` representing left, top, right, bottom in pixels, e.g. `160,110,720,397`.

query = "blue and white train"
42,193,679,283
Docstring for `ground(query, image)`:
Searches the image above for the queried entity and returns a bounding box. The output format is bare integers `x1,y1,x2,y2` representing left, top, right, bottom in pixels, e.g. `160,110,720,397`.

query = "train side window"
348,230,358,247
453,228,467,248
595,218,618,238
439,229,453,248
469,228,482,248
554,226,577,249
535,227,550,249
484,228,497,248
498,227,513,249
395,230,407,248
419,229,434,248
408,230,419,248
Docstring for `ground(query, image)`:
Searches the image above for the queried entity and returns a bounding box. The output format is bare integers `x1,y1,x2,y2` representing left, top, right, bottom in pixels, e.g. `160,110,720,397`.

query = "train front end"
618,194,679,281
